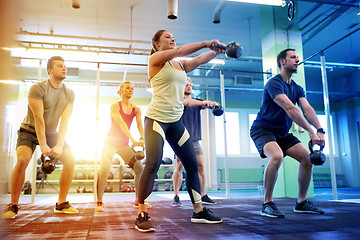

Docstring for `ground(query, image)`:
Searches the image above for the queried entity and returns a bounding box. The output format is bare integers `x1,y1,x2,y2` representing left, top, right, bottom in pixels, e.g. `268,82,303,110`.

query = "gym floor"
1,188,360,240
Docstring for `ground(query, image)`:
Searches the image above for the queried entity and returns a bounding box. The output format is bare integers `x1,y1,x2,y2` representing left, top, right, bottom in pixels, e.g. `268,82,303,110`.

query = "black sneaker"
201,194,216,205
2,204,20,219
261,201,285,218
294,199,324,214
135,212,155,232
173,195,181,207
191,207,222,224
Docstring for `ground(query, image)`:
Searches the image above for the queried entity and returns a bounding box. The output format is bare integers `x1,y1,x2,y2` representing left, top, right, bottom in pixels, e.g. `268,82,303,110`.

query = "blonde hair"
117,81,133,96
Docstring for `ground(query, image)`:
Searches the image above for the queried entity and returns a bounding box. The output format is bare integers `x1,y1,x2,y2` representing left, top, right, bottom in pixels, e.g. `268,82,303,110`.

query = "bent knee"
268,154,283,167
16,156,32,169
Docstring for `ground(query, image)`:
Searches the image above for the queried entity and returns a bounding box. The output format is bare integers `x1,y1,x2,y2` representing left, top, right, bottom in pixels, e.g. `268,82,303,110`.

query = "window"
249,114,258,154
311,114,335,155
215,112,240,154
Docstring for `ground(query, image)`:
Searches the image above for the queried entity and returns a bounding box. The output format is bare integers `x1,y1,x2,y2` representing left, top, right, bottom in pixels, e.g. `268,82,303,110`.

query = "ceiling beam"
299,0,360,8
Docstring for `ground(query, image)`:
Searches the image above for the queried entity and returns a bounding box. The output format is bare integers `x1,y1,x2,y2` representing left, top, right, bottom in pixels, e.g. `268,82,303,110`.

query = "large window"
249,114,258,154
215,112,240,155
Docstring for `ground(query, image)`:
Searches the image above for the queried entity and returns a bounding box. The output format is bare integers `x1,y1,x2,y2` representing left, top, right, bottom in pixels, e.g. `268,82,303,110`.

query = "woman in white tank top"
135,30,226,232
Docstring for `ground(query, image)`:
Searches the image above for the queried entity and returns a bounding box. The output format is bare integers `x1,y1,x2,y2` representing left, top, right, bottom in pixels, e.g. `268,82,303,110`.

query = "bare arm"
298,97,325,145
111,103,136,144
28,97,51,156
134,105,145,147
51,103,73,158
184,98,219,109
273,94,318,141
181,51,219,73
148,40,224,78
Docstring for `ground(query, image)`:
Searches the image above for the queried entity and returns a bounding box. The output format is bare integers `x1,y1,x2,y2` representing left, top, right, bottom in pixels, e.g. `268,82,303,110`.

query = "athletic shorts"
192,141,203,155
250,126,300,158
16,128,70,153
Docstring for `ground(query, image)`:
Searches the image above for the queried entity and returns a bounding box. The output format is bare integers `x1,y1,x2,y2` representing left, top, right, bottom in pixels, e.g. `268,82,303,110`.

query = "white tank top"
146,61,187,123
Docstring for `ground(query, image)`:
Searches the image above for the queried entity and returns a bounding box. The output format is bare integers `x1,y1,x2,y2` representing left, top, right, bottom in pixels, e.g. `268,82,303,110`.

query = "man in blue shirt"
250,49,326,218
172,78,219,206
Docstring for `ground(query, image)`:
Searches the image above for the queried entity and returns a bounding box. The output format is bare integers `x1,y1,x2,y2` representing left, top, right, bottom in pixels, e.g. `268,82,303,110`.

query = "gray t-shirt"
20,79,75,134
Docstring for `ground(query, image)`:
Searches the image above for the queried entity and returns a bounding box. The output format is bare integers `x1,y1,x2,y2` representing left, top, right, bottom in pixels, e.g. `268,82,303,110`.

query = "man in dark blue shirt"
172,78,219,206
250,49,326,218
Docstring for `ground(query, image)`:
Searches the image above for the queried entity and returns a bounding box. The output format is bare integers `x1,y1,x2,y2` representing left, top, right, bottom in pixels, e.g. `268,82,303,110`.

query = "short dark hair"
277,48,295,69
47,56,64,75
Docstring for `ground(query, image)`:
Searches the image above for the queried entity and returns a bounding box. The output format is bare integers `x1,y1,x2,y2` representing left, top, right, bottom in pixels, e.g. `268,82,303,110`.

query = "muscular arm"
51,103,73,157
28,97,51,155
273,94,316,135
111,103,136,144
184,98,219,109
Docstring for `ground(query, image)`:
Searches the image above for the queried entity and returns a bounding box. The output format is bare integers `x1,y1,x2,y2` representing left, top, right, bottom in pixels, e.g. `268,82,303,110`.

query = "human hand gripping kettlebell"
211,42,243,59
308,140,326,165
209,105,224,116
132,143,145,161
41,155,58,174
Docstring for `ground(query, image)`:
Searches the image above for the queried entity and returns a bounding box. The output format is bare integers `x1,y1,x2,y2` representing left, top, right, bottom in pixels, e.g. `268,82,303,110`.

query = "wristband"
317,128,325,134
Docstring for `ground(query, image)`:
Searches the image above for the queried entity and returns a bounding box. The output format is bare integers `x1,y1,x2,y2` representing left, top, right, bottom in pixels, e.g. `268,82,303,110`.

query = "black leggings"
138,117,201,204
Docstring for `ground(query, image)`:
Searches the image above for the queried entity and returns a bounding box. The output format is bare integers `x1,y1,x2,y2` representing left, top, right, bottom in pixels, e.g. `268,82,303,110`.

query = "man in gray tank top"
2,56,79,219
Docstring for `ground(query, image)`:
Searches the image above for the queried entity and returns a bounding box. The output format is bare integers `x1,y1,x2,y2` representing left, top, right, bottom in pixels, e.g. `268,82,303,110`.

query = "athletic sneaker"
294,199,324,214
173,195,181,206
133,201,151,208
95,202,104,212
2,204,20,219
191,207,222,224
135,211,155,232
201,194,216,205
261,201,285,218
54,201,79,214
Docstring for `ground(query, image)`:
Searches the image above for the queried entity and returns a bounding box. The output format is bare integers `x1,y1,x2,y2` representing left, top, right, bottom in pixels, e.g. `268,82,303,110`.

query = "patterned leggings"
138,117,201,204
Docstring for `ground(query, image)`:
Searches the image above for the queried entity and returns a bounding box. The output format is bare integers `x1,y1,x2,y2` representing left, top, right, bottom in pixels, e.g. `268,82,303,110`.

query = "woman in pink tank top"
95,81,145,212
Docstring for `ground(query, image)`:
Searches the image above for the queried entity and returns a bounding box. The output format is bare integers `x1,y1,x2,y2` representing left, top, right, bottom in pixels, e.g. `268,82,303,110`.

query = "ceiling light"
227,0,285,6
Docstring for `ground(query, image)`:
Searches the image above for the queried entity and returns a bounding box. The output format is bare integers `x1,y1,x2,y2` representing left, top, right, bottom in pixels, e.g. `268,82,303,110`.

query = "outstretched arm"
184,98,219,109
149,40,224,78
181,51,220,73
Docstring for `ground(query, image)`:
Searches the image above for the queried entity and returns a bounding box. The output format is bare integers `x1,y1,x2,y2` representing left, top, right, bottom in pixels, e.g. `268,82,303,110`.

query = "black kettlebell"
211,42,243,59
210,105,224,116
41,155,58,174
308,140,326,165
132,143,145,160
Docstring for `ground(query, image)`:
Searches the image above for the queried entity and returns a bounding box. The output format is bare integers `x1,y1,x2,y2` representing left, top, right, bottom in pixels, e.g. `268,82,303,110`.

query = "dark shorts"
192,141,203,155
250,126,301,158
16,128,70,153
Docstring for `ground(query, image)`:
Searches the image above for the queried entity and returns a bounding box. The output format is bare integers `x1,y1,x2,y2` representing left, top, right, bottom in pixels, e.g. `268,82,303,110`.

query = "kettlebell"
210,105,224,116
132,143,145,160
211,42,243,59
308,140,326,165
41,155,58,174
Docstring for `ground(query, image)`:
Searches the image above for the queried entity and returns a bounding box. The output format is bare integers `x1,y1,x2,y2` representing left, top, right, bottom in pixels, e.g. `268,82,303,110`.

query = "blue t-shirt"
182,98,202,142
252,74,305,136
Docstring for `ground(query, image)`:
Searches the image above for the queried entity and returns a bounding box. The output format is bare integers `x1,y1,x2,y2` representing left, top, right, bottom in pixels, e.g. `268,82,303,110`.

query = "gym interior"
1,0,360,239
